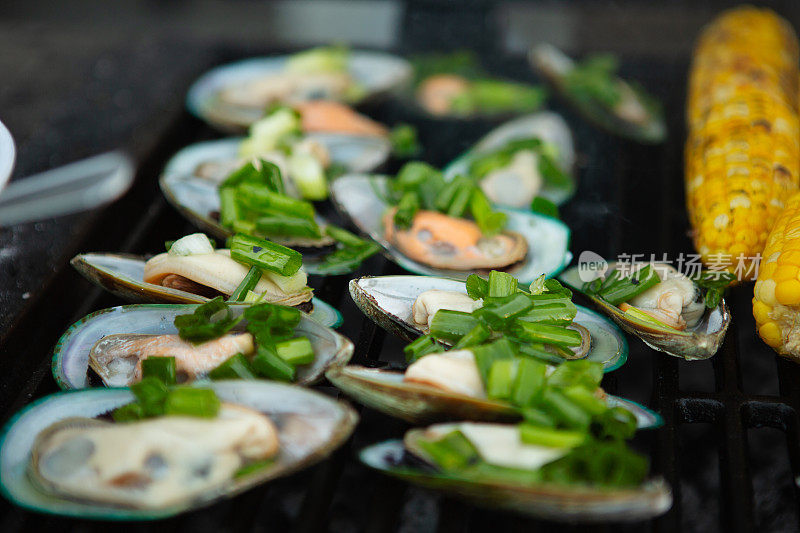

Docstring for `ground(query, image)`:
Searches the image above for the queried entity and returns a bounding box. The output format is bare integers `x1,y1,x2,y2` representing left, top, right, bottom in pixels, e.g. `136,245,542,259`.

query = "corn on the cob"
753,191,800,357
686,7,800,274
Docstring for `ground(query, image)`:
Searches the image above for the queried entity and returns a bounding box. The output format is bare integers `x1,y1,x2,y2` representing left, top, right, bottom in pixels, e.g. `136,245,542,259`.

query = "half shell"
187,51,411,132
159,133,390,254
70,253,342,328
444,112,576,206
330,175,572,282
559,266,730,360
52,304,353,390
0,381,357,519
359,437,671,522
349,275,628,371
327,365,661,426
529,44,666,144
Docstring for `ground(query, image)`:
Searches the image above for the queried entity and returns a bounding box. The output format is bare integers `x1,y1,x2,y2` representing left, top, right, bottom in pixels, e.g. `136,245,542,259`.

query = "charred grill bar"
2,2,800,532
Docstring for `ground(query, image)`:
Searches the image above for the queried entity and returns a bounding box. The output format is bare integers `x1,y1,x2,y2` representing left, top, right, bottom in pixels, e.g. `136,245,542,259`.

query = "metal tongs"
0,120,135,227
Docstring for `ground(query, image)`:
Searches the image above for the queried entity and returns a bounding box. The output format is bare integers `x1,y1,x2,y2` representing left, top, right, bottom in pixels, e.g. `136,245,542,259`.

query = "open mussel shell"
0,381,357,520
443,112,576,206
559,266,731,360
70,253,342,328
330,175,572,283
52,304,353,390
162,135,392,183
528,44,666,144
159,133,391,255
187,51,412,132
327,365,661,427
360,438,671,522
349,275,628,371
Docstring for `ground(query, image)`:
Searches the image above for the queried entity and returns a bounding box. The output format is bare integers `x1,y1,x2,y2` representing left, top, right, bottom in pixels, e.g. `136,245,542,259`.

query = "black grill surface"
2,10,800,533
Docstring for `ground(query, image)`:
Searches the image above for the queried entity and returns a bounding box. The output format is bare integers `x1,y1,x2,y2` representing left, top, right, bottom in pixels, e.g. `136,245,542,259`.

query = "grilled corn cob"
686,7,800,275
754,191,800,358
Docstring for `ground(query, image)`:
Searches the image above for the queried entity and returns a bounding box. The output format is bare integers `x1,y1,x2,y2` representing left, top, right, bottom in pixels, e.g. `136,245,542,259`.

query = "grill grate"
0,50,799,533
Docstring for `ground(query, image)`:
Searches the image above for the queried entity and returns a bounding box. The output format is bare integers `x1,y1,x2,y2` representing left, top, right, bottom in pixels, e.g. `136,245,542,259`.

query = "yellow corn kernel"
754,192,800,358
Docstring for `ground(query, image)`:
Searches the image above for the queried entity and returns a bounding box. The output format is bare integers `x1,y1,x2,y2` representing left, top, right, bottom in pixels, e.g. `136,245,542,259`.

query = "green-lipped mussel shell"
357,434,671,522
559,266,731,360
330,175,572,283
70,252,342,328
443,112,576,206
186,52,412,132
529,44,666,144
326,365,662,427
1,382,357,519
159,133,392,258
349,275,628,371
52,304,352,390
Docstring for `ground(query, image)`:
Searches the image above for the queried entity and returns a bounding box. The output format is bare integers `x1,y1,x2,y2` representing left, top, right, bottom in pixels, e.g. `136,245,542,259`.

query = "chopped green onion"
517,296,577,325
209,353,257,380
164,387,221,418
235,459,275,479
141,357,177,386
237,184,315,221
390,123,421,158
621,305,676,329
310,242,381,275
131,377,169,416
474,293,532,328
434,175,474,218
511,321,583,347
220,160,284,194
511,357,546,407
174,297,242,343
429,310,480,343
251,346,295,381
514,342,568,365
112,402,145,422
530,196,560,219
471,338,515,384
453,322,491,349
394,191,420,229
404,334,444,363
465,274,488,300
255,215,322,238
598,265,660,305
487,270,518,297
521,407,555,428
394,161,441,192
229,266,262,303
547,360,603,391
324,225,368,248
487,359,518,401
232,219,256,235
469,188,507,236
275,337,315,366
596,407,638,441
519,424,586,448
562,386,607,416
416,430,480,471
542,389,591,430
229,233,302,277
219,187,241,228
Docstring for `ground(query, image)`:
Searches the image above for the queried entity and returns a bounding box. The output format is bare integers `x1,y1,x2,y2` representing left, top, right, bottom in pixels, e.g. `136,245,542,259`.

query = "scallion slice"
275,337,315,366
229,266,262,303
209,353,257,380
164,387,221,418
229,233,302,277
